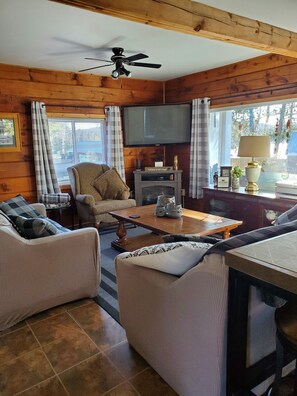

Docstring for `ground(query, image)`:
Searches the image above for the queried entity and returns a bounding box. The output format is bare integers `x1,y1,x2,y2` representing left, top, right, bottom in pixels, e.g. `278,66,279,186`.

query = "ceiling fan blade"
84,57,113,63
130,62,162,69
126,53,149,62
78,64,112,72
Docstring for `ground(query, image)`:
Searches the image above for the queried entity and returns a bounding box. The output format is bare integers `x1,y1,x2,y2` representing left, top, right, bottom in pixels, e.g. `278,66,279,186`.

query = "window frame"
48,113,106,185
209,97,297,190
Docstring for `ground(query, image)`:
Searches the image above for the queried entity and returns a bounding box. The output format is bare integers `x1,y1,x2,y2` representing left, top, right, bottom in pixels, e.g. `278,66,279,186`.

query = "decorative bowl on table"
155,195,176,217
165,203,183,218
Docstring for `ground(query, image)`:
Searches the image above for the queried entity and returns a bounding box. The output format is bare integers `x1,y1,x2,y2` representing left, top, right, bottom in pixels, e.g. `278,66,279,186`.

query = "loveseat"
115,211,297,396
0,199,100,331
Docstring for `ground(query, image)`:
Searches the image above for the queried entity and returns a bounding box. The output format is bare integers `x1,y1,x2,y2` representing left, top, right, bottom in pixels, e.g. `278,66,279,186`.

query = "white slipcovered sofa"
115,219,297,396
0,202,100,331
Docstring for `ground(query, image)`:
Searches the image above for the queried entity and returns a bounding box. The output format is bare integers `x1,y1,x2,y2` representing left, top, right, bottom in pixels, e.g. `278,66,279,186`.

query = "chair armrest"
76,194,95,206
31,203,47,217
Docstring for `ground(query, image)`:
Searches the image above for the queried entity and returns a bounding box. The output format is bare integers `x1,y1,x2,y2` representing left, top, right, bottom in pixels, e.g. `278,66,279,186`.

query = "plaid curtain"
189,98,210,198
31,101,60,200
105,106,126,181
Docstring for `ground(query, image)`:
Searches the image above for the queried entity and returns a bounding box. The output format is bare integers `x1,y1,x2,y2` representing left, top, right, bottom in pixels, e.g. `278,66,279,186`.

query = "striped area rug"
94,225,149,323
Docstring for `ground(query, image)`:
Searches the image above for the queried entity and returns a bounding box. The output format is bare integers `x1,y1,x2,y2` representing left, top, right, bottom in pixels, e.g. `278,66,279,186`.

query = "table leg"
227,268,250,396
223,229,231,239
115,221,127,245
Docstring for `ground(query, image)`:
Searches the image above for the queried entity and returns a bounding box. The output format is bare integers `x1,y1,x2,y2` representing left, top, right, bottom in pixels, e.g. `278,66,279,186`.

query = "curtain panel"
104,106,126,181
189,98,210,199
31,101,60,200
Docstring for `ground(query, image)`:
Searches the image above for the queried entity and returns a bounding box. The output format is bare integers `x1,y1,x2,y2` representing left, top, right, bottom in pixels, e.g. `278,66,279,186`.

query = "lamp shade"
238,136,270,158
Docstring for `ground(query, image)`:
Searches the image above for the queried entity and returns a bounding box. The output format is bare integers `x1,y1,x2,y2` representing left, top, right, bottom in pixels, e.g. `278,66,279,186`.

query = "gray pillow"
0,195,41,218
9,215,62,239
274,204,297,225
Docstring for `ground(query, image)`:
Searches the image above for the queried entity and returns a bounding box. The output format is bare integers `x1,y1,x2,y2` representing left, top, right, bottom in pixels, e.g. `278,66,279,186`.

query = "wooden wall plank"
165,54,297,106
0,176,36,196
50,0,297,58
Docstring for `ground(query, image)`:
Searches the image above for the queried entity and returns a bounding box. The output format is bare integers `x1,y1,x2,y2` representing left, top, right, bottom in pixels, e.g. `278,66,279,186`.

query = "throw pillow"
8,215,65,239
122,241,213,276
0,195,41,218
162,234,220,244
91,168,130,200
274,204,297,225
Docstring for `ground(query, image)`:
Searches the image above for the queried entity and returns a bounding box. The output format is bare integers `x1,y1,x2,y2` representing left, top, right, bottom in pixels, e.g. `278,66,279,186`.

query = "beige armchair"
67,163,136,228
115,251,277,396
0,203,100,331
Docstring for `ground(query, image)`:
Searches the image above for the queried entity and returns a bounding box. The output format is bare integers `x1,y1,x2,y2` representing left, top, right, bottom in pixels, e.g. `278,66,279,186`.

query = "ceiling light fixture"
111,66,132,80
111,69,120,80
121,66,132,78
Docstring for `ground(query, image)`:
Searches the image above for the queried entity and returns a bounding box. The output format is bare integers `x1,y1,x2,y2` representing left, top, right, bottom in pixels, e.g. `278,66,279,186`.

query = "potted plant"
230,166,244,189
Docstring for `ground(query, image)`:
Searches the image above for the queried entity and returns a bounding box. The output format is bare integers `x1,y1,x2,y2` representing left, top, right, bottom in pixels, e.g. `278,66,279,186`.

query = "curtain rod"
43,104,102,109
23,102,102,109
211,83,297,101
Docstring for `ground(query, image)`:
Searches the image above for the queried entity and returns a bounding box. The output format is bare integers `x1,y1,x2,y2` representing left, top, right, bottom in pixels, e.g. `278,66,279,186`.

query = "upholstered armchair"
0,202,100,331
115,249,277,396
67,162,136,228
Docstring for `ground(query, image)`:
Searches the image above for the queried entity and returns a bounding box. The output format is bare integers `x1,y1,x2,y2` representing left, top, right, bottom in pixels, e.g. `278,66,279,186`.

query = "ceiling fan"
78,47,162,79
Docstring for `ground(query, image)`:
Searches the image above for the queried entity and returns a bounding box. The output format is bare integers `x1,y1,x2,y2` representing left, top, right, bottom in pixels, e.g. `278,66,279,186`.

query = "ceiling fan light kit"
79,47,161,79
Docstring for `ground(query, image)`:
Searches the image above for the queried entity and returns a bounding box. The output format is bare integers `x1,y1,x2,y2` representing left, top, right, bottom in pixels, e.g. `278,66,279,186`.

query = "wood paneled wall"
0,63,163,203
1,53,297,212
164,53,297,211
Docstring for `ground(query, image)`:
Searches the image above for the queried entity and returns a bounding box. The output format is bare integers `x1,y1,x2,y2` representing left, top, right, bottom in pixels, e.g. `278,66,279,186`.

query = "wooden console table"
203,187,296,234
225,231,297,395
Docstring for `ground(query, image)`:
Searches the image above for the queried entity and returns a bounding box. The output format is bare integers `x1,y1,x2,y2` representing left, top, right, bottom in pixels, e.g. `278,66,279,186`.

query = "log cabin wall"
0,63,163,205
165,53,297,211
2,53,297,214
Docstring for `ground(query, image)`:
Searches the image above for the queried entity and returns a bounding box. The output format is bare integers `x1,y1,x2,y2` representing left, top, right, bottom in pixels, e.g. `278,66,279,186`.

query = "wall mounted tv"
122,103,192,146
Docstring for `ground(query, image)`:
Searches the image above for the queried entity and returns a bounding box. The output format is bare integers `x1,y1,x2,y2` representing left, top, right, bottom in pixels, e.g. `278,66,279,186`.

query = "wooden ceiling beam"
50,0,297,59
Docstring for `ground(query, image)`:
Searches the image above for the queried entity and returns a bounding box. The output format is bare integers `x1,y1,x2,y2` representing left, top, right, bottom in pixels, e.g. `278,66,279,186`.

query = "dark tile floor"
0,299,177,396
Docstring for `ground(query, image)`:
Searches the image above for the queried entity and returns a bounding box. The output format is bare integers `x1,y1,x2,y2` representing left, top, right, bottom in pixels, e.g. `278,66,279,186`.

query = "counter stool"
270,301,297,396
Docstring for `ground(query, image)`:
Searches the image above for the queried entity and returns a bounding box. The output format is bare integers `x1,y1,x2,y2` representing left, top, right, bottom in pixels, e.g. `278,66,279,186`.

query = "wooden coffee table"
109,204,242,252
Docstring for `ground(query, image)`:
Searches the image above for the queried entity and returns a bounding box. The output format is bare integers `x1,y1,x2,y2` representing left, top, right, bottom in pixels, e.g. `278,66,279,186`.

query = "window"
209,99,297,191
48,118,106,184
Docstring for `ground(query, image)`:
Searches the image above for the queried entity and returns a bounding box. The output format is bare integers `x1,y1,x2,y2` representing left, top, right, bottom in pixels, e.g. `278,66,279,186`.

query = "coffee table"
109,204,242,252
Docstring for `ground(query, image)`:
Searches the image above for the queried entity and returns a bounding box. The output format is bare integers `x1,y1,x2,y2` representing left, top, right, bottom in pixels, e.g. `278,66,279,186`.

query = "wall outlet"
181,188,186,196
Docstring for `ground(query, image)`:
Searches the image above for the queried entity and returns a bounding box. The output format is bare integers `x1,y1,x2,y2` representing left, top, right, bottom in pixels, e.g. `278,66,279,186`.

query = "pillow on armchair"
91,168,130,200
0,195,41,218
122,241,213,276
9,215,64,239
274,203,297,225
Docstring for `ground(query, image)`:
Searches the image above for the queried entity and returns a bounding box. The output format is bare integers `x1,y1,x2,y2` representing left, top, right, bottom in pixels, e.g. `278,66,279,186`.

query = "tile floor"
0,299,177,396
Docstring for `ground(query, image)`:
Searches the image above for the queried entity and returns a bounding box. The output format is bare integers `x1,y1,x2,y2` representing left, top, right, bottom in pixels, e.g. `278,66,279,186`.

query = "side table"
45,202,74,230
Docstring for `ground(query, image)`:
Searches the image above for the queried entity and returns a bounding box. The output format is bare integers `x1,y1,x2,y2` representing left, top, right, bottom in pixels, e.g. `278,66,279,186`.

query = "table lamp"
238,135,270,192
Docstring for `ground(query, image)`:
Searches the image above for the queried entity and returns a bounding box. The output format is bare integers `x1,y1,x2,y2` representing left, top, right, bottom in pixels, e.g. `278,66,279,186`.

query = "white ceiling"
0,0,297,81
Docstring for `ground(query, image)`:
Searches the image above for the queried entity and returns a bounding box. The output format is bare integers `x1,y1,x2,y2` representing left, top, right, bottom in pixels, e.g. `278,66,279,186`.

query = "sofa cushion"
91,168,130,200
8,215,67,239
0,195,41,218
162,234,220,244
122,241,213,276
274,204,297,225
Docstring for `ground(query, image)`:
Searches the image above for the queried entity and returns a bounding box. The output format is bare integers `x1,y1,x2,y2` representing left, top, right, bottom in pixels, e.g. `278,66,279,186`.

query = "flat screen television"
122,103,192,146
